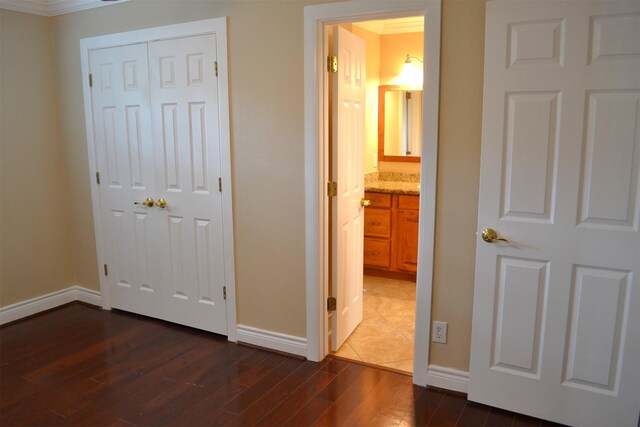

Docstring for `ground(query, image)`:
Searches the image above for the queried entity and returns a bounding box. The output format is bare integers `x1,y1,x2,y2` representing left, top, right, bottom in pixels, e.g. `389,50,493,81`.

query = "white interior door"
469,1,640,426
148,34,227,335
90,34,228,335
89,44,161,320
331,26,366,351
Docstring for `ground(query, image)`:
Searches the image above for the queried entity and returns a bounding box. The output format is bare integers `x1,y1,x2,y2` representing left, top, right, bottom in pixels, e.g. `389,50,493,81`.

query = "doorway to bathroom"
327,17,424,374
303,0,442,387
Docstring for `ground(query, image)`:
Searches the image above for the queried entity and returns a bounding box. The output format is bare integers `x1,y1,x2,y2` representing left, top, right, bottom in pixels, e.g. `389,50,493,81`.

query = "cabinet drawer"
398,195,420,210
364,192,391,208
364,238,391,268
364,209,391,238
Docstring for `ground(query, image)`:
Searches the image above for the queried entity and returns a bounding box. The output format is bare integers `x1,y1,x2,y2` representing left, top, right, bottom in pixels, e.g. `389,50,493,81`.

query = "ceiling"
0,3,424,27
0,0,129,16
353,16,424,35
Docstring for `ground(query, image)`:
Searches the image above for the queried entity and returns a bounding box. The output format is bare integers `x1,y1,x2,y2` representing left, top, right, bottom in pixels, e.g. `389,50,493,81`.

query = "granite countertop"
364,172,420,195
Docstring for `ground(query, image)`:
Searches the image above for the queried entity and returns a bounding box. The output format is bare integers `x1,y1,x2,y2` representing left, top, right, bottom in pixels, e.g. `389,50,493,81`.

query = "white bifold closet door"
89,34,228,335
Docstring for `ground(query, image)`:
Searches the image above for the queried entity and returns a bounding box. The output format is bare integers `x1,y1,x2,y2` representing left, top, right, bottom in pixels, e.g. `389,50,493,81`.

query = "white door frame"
304,0,441,386
79,17,238,342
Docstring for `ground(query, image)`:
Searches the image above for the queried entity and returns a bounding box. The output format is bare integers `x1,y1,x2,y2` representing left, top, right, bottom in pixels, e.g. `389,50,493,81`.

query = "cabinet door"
396,209,419,272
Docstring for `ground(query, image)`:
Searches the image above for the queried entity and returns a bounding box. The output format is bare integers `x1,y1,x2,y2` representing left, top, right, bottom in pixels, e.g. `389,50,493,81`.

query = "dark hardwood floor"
0,303,562,427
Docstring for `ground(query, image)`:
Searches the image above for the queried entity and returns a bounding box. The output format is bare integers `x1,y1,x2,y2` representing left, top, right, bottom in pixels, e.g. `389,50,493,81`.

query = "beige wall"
1,0,485,372
429,0,485,370
51,0,341,337
0,9,76,307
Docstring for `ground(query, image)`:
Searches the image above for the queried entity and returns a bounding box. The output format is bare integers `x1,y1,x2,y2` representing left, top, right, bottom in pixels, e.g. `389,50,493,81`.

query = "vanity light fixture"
400,54,424,88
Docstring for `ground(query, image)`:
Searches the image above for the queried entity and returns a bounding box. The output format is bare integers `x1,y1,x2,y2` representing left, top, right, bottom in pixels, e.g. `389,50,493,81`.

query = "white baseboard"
74,286,102,306
427,364,469,394
0,285,102,325
237,324,308,358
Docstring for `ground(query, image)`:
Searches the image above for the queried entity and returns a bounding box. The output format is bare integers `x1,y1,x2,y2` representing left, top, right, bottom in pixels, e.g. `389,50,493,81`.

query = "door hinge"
327,55,337,73
327,296,336,311
214,61,218,77
96,172,100,184
223,286,227,300
406,91,411,100
89,73,93,87
218,177,222,192
327,181,337,197
103,264,108,276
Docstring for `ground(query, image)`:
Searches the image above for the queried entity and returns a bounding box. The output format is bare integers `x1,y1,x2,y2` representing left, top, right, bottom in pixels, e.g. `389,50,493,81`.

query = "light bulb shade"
399,60,423,88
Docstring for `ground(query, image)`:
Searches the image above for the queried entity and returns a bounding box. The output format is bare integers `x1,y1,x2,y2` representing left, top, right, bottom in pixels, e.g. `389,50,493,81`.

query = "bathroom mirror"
378,85,422,163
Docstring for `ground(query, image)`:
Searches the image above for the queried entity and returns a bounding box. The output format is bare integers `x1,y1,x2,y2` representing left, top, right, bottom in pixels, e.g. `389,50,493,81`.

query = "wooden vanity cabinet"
363,191,419,281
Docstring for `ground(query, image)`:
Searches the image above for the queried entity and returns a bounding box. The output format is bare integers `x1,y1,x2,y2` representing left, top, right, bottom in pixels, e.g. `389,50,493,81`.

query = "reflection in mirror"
378,85,422,163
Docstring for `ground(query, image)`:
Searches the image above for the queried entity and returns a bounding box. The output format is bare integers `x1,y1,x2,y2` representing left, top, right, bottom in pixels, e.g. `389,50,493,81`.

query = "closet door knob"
156,198,168,209
134,197,155,207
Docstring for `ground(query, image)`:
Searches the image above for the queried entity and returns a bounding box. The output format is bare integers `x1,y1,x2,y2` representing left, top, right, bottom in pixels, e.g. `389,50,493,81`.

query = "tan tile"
385,314,416,336
336,277,417,369
367,296,415,320
333,341,361,360
379,359,414,373
347,326,414,365
360,308,397,333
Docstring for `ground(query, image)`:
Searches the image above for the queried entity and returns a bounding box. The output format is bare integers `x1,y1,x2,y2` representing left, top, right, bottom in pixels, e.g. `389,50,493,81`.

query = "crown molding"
354,17,424,35
0,0,129,16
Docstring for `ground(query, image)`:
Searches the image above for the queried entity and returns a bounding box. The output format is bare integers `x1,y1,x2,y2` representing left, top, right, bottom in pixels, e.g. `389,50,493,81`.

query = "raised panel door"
89,44,162,320
148,34,227,334
331,26,366,351
469,2,640,425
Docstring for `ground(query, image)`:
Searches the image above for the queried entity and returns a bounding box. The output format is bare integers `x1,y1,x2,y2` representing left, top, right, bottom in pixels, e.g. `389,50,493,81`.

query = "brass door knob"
134,197,155,207
481,228,508,243
156,198,168,209
361,198,372,207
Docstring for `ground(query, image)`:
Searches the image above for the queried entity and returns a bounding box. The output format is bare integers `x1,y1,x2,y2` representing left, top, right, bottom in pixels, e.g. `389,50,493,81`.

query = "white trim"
0,0,129,17
303,0,441,389
237,325,308,358
79,17,237,340
0,285,102,325
75,286,102,307
427,364,469,394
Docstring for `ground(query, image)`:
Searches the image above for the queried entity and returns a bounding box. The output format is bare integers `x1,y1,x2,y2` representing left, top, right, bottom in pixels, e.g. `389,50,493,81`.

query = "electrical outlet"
432,321,448,344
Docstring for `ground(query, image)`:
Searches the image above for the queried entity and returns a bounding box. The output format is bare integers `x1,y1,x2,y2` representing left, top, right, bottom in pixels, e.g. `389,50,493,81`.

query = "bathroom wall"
350,27,424,175
380,32,424,85
379,31,423,173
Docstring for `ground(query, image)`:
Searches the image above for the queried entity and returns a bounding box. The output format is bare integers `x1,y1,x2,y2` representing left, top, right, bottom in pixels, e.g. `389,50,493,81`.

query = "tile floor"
332,276,416,373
